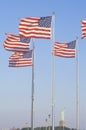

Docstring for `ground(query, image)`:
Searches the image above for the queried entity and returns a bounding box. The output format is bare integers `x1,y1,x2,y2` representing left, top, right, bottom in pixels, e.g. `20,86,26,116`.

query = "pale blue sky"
0,0,86,129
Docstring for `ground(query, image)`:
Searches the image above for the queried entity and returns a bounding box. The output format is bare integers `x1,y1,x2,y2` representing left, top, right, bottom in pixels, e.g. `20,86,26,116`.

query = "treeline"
21,126,76,130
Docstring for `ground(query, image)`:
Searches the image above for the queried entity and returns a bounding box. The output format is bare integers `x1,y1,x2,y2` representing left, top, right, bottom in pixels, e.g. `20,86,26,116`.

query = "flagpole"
75,37,79,130
31,39,35,130
52,12,55,130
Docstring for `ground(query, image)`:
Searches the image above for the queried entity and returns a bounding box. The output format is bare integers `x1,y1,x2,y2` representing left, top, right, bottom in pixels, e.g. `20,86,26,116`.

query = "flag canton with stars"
20,37,30,43
23,50,32,58
67,40,76,49
38,16,52,28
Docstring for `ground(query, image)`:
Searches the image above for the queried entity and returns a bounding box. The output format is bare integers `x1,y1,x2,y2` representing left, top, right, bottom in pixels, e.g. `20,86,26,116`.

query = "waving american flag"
53,40,76,58
19,16,52,39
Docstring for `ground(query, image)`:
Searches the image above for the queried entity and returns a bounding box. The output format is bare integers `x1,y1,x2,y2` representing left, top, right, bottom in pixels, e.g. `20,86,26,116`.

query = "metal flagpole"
51,12,55,130
31,40,35,130
75,37,79,130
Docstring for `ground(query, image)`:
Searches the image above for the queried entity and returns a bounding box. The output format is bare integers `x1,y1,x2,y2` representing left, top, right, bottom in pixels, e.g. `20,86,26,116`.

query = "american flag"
81,20,86,39
4,33,30,52
53,40,76,58
19,16,52,39
9,50,32,67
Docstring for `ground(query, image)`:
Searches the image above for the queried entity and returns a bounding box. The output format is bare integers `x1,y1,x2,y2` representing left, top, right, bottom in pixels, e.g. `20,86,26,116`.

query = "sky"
0,0,86,129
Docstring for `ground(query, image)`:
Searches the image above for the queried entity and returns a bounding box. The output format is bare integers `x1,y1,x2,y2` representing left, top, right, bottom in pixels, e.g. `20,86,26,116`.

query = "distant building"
59,110,66,127
21,123,29,130
59,120,66,127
